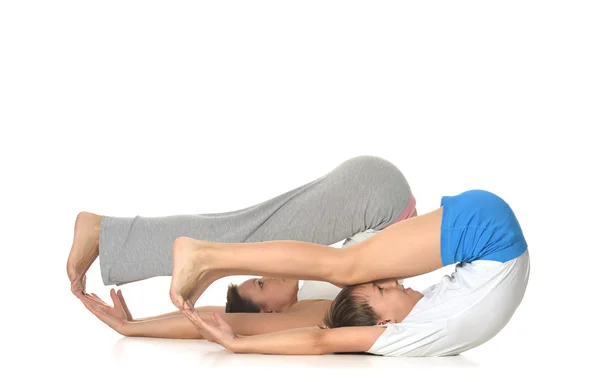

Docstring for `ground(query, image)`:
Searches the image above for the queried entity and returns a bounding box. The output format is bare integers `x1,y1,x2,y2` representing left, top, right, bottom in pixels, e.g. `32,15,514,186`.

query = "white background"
1,1,599,380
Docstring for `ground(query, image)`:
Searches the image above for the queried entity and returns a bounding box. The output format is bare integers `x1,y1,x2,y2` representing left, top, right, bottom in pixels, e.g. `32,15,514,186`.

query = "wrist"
118,322,133,336
225,336,241,353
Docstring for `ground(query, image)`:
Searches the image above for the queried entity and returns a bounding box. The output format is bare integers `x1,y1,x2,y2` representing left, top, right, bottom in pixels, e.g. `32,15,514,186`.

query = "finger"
82,295,108,312
110,289,120,307
185,311,215,342
211,312,229,331
85,292,106,305
82,298,98,313
90,293,103,302
81,299,115,326
83,294,108,308
82,297,113,320
212,312,227,326
182,310,204,331
80,295,102,316
79,295,93,311
185,311,208,331
117,290,129,310
88,293,107,305
116,290,125,306
191,309,206,323
196,313,219,331
116,290,133,321
81,293,97,307
183,309,199,324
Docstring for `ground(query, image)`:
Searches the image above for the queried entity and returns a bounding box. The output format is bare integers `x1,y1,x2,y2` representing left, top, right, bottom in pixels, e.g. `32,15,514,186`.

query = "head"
323,278,422,328
225,277,299,313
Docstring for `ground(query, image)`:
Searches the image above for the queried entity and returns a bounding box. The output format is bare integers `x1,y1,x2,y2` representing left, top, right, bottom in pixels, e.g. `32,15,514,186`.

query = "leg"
98,155,414,285
170,208,444,311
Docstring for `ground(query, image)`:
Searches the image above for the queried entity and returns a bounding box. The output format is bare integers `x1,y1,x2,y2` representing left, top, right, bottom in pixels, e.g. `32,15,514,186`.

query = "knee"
343,156,409,189
345,156,413,208
342,155,395,175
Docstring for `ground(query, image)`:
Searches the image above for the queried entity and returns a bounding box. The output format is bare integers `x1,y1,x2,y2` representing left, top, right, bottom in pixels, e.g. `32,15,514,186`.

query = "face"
236,277,299,313
352,278,423,325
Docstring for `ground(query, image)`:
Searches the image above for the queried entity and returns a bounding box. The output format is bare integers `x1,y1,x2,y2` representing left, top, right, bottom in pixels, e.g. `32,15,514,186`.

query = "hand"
77,288,132,334
184,310,238,349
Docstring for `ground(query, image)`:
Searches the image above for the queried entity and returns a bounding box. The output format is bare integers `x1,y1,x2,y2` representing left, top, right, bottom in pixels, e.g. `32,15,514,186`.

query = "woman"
169,189,529,357
73,155,417,337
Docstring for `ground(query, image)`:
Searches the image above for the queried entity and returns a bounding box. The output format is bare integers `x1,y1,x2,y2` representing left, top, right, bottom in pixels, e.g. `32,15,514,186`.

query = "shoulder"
367,321,447,356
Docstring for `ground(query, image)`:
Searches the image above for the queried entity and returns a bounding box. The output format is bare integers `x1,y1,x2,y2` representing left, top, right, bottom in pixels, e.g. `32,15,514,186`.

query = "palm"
212,317,236,341
186,311,237,346
85,291,130,320
78,288,133,332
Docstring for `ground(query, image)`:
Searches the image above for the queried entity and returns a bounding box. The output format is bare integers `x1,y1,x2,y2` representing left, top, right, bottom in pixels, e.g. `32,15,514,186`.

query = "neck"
278,298,298,312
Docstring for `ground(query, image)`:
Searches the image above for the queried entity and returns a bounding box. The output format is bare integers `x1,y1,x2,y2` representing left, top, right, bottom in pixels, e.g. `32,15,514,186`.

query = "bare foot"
169,237,220,311
67,211,101,295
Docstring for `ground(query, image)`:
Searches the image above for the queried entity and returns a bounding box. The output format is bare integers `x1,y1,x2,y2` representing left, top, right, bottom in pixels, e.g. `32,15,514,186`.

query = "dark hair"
225,283,261,313
322,285,380,328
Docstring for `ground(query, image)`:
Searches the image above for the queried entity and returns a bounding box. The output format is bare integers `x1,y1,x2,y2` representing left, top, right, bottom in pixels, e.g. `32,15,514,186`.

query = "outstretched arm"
132,306,225,322
230,326,385,355
122,309,326,339
79,291,329,339
188,311,386,355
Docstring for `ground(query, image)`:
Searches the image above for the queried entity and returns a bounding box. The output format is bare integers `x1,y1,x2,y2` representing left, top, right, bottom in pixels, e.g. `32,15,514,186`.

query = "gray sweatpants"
99,155,414,285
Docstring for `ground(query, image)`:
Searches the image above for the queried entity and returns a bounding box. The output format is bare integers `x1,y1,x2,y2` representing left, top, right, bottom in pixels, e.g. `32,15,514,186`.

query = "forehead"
238,279,259,299
352,283,377,298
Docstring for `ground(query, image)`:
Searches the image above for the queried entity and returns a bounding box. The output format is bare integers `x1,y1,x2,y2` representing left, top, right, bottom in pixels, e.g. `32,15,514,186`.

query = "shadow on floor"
112,337,479,369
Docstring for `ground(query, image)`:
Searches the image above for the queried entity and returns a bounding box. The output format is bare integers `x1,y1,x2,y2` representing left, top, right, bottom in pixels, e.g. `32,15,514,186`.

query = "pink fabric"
385,193,416,228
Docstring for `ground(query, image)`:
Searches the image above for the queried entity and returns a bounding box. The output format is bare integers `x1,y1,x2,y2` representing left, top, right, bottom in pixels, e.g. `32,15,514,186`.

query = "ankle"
207,243,230,275
331,249,358,286
315,248,346,286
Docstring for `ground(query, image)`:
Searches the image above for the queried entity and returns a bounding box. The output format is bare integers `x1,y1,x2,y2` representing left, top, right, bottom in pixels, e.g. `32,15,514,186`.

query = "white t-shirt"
367,250,530,357
297,280,342,301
